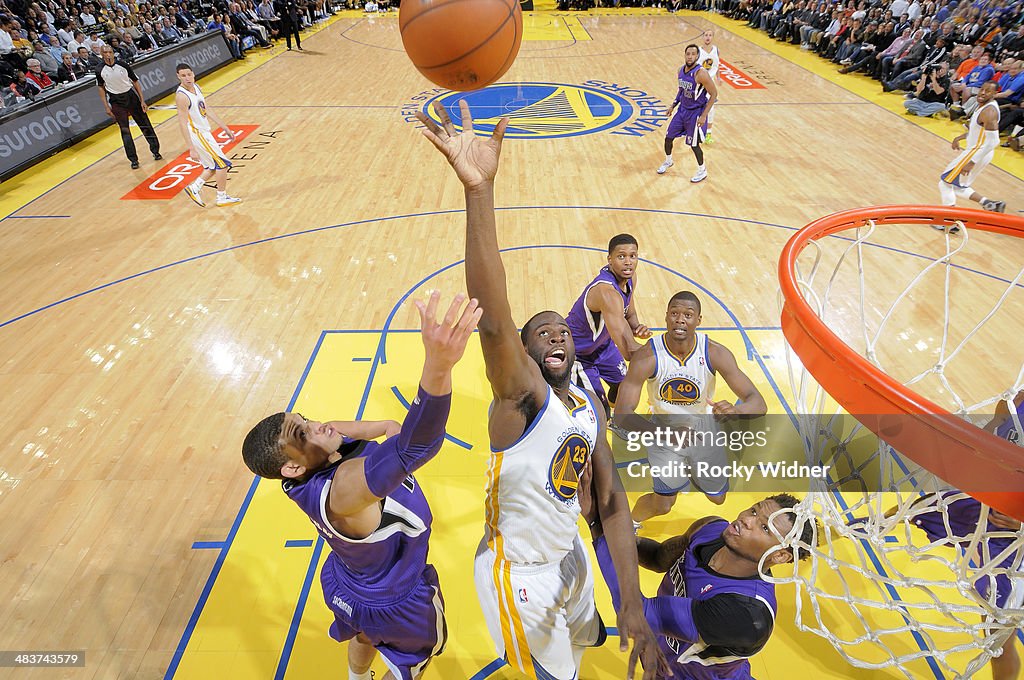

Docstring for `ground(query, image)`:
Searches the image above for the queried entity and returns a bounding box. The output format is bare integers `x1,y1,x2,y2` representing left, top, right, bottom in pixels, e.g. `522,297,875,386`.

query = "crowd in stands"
717,0,1024,150
0,0,340,110
4,0,1023,154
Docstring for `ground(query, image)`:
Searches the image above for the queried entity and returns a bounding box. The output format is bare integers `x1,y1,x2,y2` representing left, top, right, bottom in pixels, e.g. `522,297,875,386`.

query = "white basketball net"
767,218,1024,679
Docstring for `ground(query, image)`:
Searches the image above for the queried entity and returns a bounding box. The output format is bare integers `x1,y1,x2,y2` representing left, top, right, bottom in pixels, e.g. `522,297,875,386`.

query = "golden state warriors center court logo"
660,378,701,406
549,433,591,500
402,81,669,139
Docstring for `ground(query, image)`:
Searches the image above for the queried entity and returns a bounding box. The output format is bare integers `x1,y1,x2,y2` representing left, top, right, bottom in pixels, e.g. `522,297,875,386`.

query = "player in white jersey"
935,81,1006,232
698,30,721,143
174,63,242,208
613,292,767,526
416,101,668,680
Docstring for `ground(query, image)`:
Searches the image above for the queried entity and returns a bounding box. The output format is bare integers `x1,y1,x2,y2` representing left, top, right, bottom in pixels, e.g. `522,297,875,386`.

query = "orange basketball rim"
779,205,1024,522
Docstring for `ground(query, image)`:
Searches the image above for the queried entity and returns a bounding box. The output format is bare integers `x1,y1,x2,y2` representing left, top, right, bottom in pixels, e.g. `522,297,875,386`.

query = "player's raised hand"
619,603,671,680
415,100,509,189
633,324,652,340
415,291,482,371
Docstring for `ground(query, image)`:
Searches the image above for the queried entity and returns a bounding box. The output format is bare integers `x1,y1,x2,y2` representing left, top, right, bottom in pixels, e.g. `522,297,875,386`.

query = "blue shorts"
574,341,627,405
666,108,707,147
322,560,447,679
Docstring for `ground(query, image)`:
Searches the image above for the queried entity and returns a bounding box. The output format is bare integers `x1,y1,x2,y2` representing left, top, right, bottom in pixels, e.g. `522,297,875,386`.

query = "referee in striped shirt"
96,45,162,169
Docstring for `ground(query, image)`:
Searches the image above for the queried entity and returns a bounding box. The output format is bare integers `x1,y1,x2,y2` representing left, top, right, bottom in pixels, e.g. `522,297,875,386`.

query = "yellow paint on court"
523,15,593,41
171,328,976,679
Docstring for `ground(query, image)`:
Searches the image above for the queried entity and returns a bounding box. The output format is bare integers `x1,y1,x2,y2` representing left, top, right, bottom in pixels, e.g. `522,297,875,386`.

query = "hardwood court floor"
0,9,1021,680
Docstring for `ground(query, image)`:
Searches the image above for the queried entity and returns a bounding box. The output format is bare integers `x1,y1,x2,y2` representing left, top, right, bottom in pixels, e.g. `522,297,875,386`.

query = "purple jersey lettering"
994,397,1024,445
675,62,710,112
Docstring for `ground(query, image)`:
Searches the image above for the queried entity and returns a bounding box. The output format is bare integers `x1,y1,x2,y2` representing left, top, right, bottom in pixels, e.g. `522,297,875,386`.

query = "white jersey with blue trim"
647,331,716,416
484,383,600,564
177,83,211,134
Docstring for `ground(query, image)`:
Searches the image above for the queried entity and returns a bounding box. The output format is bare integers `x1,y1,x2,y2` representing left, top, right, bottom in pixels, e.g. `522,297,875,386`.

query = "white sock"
348,670,371,680
665,155,673,162
698,164,706,172
217,190,227,199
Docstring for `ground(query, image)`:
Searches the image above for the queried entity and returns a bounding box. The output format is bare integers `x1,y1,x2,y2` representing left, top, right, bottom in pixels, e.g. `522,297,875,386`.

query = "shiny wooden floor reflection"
0,9,1021,680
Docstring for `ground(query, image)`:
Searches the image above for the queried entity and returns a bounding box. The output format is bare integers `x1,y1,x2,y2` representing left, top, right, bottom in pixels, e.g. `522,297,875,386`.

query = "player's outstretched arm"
611,344,659,434
624,287,650,339
579,458,671,679
325,420,402,441
583,471,722,647
415,101,542,403
204,105,236,142
636,515,719,572
590,285,645,360
325,293,481,522
707,341,767,420
589,412,671,680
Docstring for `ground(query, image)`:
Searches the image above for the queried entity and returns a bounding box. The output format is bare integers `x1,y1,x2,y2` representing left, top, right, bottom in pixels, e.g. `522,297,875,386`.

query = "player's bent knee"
655,492,678,513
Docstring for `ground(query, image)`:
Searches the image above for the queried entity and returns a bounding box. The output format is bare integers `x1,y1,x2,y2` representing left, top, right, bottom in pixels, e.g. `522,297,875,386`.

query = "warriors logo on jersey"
648,332,716,416
698,44,720,79
198,100,207,117
659,377,702,405
549,432,591,501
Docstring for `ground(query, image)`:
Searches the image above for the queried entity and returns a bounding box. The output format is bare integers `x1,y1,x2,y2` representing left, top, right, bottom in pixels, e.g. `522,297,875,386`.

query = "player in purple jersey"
416,100,669,680
905,493,1022,680
658,44,718,184
874,392,1024,680
988,390,1024,446
241,292,482,680
566,234,652,415
579,465,817,680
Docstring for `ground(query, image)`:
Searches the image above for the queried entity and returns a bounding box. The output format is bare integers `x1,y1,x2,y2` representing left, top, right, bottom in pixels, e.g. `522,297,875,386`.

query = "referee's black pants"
108,90,160,163
282,18,301,49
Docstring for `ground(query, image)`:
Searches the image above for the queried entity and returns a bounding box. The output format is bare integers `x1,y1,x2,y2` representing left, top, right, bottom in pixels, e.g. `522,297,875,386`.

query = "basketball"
399,0,523,91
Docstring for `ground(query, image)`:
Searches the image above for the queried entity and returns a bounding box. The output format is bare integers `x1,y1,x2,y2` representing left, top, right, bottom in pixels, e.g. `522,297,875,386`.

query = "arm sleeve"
643,596,700,643
594,534,623,610
691,594,775,655
981,128,1001,155
362,387,450,498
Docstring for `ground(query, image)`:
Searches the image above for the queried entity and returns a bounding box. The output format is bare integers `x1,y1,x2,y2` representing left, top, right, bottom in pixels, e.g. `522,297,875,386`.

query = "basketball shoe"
184,180,205,207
